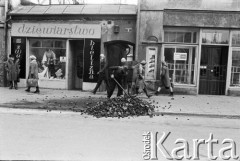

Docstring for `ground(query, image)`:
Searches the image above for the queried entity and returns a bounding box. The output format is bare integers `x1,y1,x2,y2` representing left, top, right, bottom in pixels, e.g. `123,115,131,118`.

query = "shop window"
164,46,196,85
164,31,197,43
232,31,240,47
202,29,229,44
230,50,240,87
29,39,66,80
30,40,41,47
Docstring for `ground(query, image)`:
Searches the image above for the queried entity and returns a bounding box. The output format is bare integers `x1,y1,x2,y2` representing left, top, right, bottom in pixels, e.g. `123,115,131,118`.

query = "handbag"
27,78,38,87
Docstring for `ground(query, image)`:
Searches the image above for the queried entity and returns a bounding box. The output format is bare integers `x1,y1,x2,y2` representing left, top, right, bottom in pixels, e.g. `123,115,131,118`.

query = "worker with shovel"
107,58,128,98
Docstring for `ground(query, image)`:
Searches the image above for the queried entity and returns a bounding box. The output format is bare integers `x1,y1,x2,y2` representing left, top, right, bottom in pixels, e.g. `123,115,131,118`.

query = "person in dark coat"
155,61,174,96
25,55,40,93
92,54,109,94
5,54,20,90
107,58,128,98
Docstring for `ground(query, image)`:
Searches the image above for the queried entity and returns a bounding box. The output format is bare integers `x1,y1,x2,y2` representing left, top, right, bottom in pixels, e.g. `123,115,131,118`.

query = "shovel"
111,74,135,100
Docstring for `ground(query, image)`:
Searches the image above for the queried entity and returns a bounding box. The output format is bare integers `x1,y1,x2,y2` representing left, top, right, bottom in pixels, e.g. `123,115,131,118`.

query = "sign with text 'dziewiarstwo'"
11,23,101,39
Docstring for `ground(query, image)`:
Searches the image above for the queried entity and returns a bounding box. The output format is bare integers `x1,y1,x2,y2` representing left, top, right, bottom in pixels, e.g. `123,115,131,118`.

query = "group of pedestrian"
92,54,174,98
5,54,40,93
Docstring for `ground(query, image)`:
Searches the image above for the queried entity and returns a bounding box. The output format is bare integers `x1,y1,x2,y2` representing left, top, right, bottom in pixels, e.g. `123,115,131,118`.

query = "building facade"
8,4,136,90
0,0,7,87
136,0,240,96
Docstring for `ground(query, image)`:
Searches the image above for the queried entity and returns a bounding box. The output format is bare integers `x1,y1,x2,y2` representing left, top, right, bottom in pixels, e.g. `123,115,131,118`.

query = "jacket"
29,60,39,79
161,65,171,88
5,59,19,81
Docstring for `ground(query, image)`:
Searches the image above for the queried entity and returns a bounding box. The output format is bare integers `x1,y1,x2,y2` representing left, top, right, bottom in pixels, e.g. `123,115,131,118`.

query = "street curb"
153,112,240,119
0,103,239,119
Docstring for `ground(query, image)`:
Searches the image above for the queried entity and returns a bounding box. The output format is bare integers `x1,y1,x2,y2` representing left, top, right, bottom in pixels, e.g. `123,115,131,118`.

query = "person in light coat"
25,55,40,93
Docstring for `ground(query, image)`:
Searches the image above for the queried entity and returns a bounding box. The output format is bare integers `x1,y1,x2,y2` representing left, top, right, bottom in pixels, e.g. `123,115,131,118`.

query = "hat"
121,57,126,63
100,54,105,57
140,60,146,65
30,55,36,60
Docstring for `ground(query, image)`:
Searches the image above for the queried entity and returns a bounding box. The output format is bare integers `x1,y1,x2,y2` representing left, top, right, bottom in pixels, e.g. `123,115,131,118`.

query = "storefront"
10,22,101,90
137,0,240,96
8,4,137,90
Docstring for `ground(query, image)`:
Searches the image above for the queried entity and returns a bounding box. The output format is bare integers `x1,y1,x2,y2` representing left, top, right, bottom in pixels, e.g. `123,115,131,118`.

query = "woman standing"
25,55,40,93
5,54,20,90
155,61,174,96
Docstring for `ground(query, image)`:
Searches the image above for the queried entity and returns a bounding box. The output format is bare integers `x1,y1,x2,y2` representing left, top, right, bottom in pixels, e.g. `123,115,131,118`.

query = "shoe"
34,87,40,94
147,94,152,98
25,88,30,92
92,90,96,94
169,92,174,97
155,91,159,96
9,86,13,89
15,86,18,90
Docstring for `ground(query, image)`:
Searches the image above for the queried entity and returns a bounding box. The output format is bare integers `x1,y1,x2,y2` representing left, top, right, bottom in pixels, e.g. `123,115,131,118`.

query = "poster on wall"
11,37,26,79
83,39,100,82
145,47,157,80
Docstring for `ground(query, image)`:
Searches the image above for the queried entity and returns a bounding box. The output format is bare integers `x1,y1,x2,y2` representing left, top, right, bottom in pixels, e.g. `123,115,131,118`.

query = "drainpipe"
3,0,8,87
135,0,140,61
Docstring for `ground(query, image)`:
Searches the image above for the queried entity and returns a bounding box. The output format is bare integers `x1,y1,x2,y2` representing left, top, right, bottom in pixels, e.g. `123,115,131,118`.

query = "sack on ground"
27,78,38,87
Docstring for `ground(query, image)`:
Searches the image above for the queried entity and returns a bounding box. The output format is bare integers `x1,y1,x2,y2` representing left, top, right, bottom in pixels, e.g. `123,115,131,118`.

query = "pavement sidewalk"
0,87,239,119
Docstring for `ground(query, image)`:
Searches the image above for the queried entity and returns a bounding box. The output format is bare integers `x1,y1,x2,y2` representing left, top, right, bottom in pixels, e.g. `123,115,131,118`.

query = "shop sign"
83,39,100,82
11,23,101,39
174,52,187,61
145,47,157,80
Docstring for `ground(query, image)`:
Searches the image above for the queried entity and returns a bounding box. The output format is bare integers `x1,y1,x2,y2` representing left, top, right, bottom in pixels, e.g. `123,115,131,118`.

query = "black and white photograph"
0,0,240,161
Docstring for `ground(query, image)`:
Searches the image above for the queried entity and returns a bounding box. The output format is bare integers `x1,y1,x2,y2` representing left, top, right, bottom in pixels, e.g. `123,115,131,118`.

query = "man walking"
155,61,174,96
92,54,109,94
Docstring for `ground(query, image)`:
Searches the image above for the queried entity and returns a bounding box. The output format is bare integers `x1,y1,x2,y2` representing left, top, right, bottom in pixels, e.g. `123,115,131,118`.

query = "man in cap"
5,54,20,90
133,60,151,98
92,54,109,94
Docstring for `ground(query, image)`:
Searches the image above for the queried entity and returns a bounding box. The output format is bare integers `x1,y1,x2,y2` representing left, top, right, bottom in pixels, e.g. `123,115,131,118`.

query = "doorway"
68,40,84,90
199,46,228,95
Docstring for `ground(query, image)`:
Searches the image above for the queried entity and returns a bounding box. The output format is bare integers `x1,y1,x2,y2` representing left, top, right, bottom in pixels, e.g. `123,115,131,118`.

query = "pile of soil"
85,96,155,118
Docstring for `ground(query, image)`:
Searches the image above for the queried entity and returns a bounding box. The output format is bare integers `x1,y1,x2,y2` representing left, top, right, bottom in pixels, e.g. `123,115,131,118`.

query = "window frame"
162,44,198,86
230,47,240,88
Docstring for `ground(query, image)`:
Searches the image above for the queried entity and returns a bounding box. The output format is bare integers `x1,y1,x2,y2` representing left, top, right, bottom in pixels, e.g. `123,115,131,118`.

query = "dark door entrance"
199,46,228,95
68,40,84,90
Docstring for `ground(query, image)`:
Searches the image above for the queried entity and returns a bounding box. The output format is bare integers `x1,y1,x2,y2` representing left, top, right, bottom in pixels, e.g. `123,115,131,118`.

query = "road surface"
0,108,239,161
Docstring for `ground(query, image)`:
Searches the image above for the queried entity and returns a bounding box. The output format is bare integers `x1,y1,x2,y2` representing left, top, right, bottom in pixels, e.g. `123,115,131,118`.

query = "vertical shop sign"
83,39,100,82
145,47,157,80
11,37,26,79
89,40,95,79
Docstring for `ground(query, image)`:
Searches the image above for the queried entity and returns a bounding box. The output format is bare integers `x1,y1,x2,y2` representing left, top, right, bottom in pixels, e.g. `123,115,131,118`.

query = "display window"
231,49,240,87
163,29,198,85
29,39,66,80
164,46,197,85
